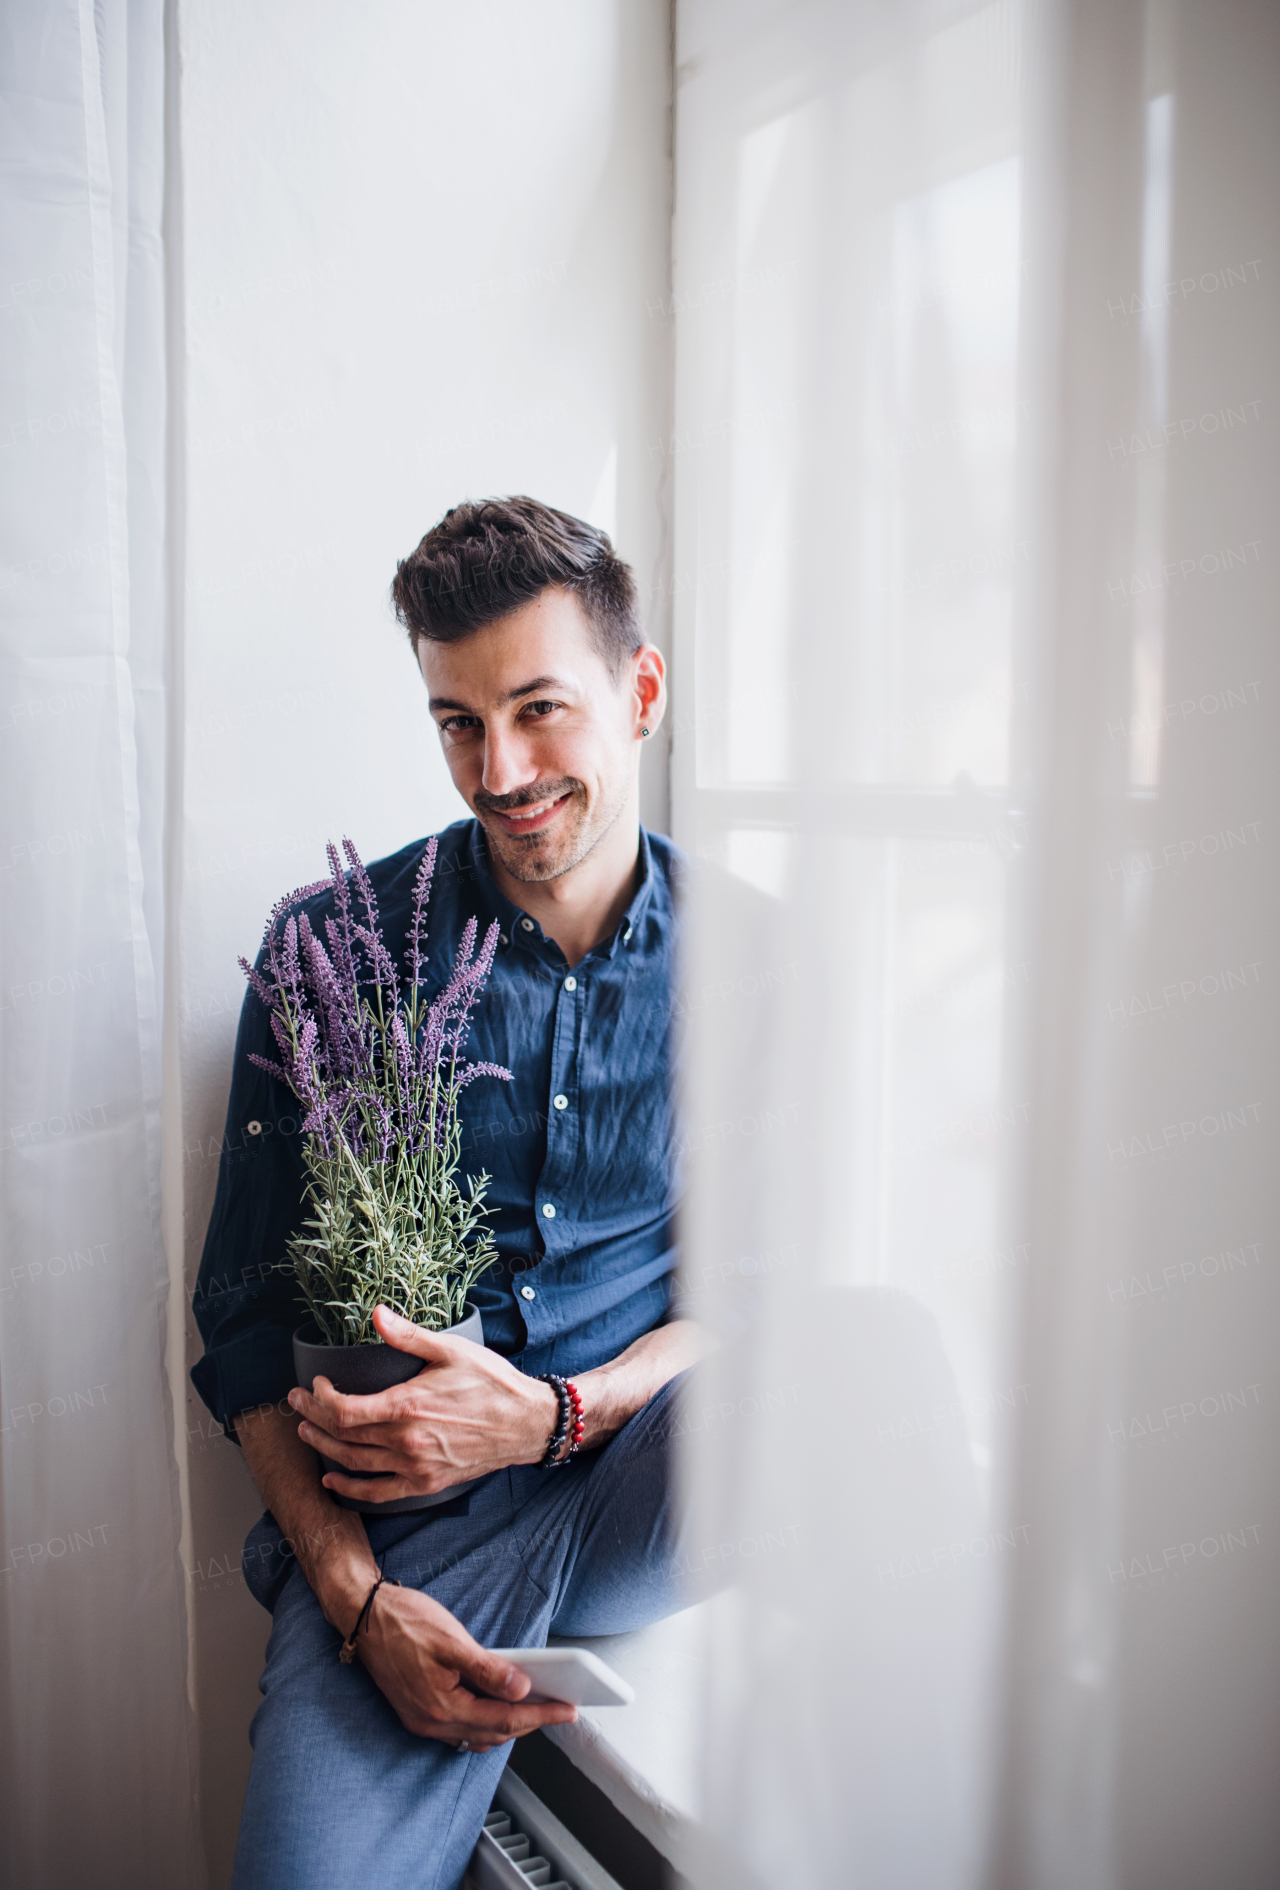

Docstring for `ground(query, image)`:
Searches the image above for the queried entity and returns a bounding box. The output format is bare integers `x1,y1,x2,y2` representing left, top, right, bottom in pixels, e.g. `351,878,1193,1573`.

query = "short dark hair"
392,496,641,676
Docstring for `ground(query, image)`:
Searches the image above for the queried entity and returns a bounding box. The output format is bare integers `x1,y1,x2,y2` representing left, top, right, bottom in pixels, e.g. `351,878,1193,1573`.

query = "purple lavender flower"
241,837,512,1343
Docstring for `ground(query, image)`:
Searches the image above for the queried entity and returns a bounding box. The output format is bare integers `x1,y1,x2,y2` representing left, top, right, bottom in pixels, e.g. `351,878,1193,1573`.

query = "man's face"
419,588,651,884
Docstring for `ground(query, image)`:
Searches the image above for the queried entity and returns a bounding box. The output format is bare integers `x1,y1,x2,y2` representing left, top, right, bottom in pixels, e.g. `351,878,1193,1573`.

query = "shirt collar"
465,818,658,962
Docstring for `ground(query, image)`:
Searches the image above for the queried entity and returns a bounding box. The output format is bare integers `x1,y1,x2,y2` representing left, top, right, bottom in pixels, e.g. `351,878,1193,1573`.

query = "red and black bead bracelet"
536,1374,585,1468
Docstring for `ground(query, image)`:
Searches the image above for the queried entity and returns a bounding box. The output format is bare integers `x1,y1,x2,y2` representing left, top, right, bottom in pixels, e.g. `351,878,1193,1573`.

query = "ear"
631,644,667,739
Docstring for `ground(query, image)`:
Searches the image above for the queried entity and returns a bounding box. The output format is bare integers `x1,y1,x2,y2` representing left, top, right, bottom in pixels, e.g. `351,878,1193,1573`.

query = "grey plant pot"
292,1302,485,1517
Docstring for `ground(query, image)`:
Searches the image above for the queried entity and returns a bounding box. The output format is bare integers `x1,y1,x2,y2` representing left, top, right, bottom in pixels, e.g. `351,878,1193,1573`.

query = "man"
192,497,700,1889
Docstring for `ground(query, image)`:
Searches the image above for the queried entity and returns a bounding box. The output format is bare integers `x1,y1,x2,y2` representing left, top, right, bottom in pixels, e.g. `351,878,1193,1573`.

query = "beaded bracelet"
536,1373,585,1468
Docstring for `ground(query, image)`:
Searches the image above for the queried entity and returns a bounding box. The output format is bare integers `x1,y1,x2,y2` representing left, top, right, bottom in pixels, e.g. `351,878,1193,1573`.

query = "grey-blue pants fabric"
230,1371,688,1890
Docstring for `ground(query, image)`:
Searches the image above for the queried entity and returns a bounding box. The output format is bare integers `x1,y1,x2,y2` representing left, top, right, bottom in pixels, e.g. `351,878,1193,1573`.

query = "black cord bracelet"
338,1566,400,1665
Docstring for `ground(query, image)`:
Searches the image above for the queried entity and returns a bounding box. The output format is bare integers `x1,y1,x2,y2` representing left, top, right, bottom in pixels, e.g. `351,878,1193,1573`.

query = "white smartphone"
488,1645,635,1707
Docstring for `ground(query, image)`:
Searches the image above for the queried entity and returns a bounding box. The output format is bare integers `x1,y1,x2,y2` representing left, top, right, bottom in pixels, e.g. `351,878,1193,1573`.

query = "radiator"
470,1766,626,1890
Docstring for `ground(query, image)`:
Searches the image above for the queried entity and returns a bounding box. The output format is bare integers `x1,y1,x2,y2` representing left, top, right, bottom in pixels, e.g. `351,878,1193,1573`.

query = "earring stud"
640,727,650,738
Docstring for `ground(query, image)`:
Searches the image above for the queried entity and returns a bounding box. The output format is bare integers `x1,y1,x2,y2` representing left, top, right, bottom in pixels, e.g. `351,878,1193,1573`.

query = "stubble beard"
477,774,630,885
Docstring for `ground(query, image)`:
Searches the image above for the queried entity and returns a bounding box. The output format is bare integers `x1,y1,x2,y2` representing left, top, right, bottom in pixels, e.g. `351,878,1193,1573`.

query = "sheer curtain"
673,2,1279,1886
0,3,197,1884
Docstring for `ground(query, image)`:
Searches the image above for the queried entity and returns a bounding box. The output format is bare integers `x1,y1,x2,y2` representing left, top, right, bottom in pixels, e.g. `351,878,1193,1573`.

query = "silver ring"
456,1740,471,1754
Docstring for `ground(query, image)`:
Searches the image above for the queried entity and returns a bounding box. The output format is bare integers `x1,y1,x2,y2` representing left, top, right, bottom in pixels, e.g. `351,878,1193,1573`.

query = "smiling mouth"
487,792,573,837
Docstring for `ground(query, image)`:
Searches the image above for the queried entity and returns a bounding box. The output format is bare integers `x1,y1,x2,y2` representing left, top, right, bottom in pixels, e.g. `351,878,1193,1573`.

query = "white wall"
172,5,671,1877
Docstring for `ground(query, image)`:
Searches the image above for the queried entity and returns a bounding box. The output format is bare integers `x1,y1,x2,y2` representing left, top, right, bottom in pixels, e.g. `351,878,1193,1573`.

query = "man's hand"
288,1305,559,1505
235,1313,704,1746
354,1580,576,1753
233,1400,574,1751
289,1305,708,1508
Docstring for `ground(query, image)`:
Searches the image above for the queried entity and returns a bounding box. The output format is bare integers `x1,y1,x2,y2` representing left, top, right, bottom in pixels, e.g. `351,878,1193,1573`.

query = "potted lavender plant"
242,835,511,1514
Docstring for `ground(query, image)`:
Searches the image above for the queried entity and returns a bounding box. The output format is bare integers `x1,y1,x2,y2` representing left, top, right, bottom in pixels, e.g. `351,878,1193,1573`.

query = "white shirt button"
499,932,509,945
520,1285,536,1301
521,917,535,932
623,926,633,942
542,1203,556,1219
246,1120,262,1135
563,976,576,991
553,1094,568,1111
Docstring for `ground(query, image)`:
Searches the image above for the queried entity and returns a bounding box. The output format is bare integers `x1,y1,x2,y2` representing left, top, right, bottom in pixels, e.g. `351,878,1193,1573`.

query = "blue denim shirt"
191,818,682,1438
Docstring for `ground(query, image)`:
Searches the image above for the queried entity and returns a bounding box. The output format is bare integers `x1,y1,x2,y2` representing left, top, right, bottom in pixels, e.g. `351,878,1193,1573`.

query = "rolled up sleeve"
190,977,309,1440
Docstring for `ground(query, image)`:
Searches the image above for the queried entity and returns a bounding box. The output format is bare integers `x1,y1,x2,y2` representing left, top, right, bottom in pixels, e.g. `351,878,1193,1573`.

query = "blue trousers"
231,1371,687,1890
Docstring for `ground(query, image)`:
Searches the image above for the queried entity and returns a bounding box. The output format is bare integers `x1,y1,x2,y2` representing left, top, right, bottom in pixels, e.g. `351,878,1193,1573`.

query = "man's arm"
233,1399,372,1622
563,1317,704,1448
233,1401,577,1752
235,1307,701,1749
288,1305,705,1506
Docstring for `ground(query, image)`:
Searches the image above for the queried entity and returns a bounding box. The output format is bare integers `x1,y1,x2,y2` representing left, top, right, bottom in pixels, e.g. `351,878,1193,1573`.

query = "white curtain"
674,1,1279,1886
0,3,198,1883
5,3,1277,1883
